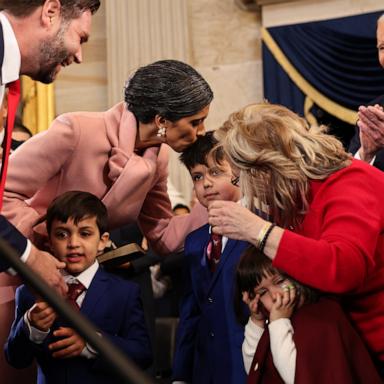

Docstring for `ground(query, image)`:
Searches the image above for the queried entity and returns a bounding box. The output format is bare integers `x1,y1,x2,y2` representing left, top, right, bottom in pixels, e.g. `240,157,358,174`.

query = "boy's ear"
97,232,110,253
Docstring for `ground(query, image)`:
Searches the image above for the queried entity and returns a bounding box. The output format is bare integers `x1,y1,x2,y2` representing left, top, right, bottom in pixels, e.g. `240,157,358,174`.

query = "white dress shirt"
354,149,375,165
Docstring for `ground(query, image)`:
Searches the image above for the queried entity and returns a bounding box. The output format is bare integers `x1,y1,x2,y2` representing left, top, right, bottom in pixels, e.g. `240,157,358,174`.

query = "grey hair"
124,60,213,123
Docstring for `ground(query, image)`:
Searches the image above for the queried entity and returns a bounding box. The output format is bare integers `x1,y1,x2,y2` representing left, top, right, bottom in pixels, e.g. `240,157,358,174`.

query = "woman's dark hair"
124,60,213,123
234,246,318,325
46,190,108,236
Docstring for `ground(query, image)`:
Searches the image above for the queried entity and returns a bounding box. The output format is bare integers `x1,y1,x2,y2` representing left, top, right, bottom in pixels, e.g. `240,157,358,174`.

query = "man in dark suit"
349,14,384,169
0,0,101,293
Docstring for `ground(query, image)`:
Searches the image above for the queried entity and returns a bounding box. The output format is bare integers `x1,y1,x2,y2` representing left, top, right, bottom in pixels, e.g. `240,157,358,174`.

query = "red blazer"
274,160,384,360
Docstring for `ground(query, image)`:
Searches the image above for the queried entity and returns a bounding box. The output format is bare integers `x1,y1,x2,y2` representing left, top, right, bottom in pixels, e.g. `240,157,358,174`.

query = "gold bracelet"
256,222,272,249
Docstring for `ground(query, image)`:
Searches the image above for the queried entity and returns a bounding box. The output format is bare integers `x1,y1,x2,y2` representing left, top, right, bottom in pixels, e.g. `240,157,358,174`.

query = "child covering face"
235,246,382,384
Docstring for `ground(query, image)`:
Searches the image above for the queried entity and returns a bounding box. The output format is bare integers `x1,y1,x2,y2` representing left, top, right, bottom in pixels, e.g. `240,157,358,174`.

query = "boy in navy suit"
5,191,152,384
172,132,248,384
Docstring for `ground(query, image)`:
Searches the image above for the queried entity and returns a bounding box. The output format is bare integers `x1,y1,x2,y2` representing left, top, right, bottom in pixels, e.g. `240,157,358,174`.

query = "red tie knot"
211,233,222,242
67,281,86,301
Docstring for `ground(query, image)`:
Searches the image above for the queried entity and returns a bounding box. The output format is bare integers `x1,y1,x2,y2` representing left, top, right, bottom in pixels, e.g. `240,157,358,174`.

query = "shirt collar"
62,260,99,289
0,12,21,85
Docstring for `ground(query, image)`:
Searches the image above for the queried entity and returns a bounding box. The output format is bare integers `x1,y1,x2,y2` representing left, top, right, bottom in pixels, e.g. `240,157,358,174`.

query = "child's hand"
28,301,57,331
48,327,85,359
242,291,265,327
269,284,296,322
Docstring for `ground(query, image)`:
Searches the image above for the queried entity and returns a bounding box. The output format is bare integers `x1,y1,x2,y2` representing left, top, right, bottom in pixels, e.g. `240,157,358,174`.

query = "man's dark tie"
0,80,21,209
206,233,222,273
67,280,86,310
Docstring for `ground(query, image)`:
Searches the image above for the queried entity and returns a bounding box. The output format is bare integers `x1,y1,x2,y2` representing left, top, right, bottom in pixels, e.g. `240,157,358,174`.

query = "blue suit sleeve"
4,286,40,368
0,215,28,271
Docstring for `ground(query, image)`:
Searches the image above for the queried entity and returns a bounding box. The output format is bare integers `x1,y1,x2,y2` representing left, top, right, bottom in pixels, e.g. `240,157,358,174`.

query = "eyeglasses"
231,176,239,186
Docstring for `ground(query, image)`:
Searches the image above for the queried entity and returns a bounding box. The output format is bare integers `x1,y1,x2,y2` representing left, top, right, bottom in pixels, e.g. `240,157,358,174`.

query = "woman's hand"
208,200,264,242
208,200,284,260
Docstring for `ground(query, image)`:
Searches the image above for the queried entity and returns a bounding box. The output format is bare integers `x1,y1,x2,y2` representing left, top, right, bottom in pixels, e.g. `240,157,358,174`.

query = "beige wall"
54,0,384,118
188,0,262,131
54,0,263,131
55,1,107,115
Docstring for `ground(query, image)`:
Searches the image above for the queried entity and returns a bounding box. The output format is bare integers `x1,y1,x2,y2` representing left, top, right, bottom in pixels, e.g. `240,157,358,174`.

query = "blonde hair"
215,103,351,228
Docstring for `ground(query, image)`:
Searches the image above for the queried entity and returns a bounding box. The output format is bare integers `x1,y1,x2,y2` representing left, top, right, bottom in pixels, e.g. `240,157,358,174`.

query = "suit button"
208,297,213,303
210,332,214,337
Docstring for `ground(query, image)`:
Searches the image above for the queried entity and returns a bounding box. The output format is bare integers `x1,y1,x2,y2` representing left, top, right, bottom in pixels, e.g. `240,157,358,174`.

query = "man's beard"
34,24,69,84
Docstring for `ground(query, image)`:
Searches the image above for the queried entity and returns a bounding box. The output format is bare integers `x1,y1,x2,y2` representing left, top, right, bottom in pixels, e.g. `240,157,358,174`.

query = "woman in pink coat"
2,59,213,255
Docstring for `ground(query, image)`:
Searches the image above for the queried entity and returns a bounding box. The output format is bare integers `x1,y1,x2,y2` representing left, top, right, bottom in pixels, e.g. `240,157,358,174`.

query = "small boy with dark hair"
5,191,152,384
172,132,249,384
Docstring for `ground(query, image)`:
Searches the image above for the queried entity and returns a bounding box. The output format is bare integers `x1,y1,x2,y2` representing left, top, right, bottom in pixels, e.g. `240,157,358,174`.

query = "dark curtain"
262,11,384,148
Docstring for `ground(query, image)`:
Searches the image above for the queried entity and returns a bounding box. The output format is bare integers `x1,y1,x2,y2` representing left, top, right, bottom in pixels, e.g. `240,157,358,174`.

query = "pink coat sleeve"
2,116,79,238
138,146,207,255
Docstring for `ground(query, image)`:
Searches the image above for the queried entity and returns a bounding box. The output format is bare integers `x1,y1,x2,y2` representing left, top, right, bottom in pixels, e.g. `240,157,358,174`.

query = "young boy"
5,191,152,384
172,132,249,384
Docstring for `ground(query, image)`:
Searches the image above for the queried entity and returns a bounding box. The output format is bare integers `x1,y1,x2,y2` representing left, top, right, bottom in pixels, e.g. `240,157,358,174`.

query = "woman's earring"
157,126,166,137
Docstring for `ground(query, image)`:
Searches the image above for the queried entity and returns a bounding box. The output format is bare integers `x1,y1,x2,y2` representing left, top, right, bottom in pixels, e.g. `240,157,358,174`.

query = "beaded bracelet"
259,223,275,253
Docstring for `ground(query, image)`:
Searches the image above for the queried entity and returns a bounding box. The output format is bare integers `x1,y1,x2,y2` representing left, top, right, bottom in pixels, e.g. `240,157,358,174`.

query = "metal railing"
0,238,155,384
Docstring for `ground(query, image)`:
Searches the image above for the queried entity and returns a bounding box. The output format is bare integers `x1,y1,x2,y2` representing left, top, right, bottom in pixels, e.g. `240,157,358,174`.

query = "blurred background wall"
42,0,384,205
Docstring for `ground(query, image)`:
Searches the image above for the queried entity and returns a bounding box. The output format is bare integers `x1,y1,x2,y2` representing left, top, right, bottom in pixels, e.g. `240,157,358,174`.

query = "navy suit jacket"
172,224,248,384
349,94,384,171
5,267,152,384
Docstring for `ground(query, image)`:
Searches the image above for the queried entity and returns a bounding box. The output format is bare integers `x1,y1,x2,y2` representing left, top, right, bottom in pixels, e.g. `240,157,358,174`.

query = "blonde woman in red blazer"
2,60,213,255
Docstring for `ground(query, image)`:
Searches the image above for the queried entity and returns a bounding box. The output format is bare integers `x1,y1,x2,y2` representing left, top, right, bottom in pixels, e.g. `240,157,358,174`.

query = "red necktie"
0,80,21,209
67,280,86,310
206,233,222,273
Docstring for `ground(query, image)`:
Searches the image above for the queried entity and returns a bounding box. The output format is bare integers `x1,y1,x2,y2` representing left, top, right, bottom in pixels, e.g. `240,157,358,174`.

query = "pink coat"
2,102,207,254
